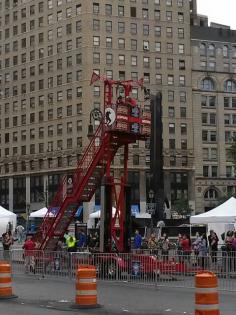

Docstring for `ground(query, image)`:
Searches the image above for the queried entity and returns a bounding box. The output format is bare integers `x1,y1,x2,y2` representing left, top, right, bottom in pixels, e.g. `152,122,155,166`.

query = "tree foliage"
172,199,192,218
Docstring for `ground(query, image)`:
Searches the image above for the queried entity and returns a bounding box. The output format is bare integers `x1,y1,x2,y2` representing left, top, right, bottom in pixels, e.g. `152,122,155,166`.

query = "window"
169,123,175,134
118,6,124,17
224,80,236,92
201,78,215,91
130,23,137,35
142,8,148,19
178,44,184,54
76,4,81,15
168,75,174,85
118,22,125,33
93,19,100,31
223,45,229,58
208,44,215,57
166,11,172,21
105,4,112,15
93,36,100,46
119,55,125,65
106,21,112,32
93,3,99,14
130,7,136,17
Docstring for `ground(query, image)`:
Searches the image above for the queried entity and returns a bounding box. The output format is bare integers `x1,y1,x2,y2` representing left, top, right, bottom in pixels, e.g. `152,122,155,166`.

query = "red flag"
90,72,100,85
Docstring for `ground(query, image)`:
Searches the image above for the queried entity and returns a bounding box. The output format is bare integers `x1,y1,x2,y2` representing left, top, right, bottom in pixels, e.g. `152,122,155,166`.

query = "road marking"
165,310,172,312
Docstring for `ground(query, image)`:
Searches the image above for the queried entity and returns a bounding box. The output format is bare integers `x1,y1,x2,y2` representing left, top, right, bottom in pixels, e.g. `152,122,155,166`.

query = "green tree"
172,199,193,218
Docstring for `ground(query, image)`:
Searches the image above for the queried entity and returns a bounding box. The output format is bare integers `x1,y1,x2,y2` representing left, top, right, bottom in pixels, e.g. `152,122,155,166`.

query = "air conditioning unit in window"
58,114,62,118
144,43,149,51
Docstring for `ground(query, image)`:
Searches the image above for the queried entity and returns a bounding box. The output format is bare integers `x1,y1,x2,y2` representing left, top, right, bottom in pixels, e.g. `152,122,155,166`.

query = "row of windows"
200,60,236,73
93,19,185,39
201,78,236,92
203,165,218,178
0,19,82,41
200,43,236,58
169,138,188,150
168,123,187,135
1,118,82,134
1,85,84,100
1,155,78,174
0,138,83,157
1,100,82,116
1,3,81,25
92,2,185,21
93,36,185,50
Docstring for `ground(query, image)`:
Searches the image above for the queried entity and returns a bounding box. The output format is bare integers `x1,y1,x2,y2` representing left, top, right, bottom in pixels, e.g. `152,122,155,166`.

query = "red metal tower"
34,76,151,251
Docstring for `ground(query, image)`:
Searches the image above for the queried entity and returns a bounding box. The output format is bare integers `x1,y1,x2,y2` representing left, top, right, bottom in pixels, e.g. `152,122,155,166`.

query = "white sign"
105,108,116,126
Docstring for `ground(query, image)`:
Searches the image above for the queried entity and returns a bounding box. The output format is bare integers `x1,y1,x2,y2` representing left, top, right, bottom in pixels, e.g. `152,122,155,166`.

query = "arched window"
223,45,229,58
201,77,215,91
204,188,218,200
208,44,215,57
224,79,236,92
200,43,206,56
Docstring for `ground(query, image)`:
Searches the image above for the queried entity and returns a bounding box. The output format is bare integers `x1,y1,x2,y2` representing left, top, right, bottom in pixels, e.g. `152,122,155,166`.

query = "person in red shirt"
22,234,36,273
181,234,192,262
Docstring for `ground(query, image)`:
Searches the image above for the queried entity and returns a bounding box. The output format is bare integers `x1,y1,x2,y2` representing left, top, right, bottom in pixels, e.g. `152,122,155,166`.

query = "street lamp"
87,108,103,140
148,189,155,232
26,203,30,233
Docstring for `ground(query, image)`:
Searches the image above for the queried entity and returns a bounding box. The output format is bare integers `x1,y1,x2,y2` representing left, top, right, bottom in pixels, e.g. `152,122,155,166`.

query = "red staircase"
34,78,151,251
34,122,136,250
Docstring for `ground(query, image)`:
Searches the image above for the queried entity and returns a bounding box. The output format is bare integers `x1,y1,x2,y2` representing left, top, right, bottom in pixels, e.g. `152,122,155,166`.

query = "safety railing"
2,249,236,291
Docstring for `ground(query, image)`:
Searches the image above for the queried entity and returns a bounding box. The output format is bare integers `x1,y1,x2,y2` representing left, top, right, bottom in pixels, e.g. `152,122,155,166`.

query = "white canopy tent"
190,197,236,224
190,197,236,241
89,207,117,219
0,206,17,236
29,207,49,218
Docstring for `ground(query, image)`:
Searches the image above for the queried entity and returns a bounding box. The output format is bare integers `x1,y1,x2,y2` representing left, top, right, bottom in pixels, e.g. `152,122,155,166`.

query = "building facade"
0,0,196,219
191,25,236,213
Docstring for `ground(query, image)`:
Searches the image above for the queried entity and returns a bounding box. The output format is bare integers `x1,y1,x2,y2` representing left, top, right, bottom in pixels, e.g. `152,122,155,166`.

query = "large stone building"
0,0,196,219
191,24,236,213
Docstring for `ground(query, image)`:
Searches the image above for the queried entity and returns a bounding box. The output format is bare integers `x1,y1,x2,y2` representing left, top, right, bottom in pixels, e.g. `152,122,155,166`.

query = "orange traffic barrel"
74,265,100,309
195,271,219,315
0,261,17,299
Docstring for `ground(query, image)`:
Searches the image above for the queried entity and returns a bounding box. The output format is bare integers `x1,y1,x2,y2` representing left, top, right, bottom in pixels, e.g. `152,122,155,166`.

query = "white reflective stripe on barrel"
0,283,11,288
0,273,11,278
195,304,219,310
196,287,218,293
77,290,97,296
78,278,96,283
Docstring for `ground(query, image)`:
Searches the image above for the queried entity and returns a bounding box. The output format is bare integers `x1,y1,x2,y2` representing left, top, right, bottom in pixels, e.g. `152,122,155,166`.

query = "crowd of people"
133,228,236,270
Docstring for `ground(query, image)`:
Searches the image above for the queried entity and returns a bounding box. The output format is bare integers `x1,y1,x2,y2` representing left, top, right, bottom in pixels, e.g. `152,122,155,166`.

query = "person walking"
22,234,36,273
2,231,14,261
134,230,142,250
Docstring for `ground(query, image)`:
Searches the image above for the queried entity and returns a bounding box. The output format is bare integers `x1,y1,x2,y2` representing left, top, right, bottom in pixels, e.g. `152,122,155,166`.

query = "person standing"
198,234,208,269
160,233,170,261
22,234,36,273
208,230,218,263
134,230,142,250
181,234,192,262
66,234,76,252
16,225,25,243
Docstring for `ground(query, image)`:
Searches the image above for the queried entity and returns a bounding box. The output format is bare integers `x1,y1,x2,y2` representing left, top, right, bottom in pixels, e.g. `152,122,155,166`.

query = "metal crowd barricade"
5,249,236,292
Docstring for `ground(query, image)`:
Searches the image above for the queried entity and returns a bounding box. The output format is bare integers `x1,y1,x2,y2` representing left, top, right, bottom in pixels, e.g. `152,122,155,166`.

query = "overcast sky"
197,0,236,30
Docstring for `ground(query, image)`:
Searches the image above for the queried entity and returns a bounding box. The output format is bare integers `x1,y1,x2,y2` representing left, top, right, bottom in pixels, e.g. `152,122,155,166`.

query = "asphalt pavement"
0,275,235,315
